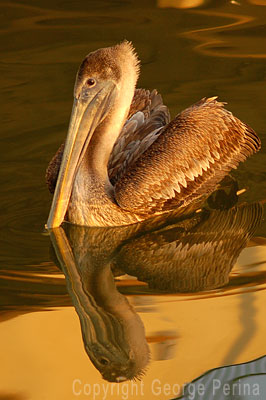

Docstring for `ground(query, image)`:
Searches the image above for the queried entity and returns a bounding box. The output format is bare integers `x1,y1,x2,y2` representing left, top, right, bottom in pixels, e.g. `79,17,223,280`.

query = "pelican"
46,41,261,228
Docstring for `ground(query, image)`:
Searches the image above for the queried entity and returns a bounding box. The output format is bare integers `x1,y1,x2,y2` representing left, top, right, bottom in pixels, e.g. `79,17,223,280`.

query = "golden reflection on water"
0,2,91,34
0,283,265,399
1,199,265,398
157,0,266,59
181,9,266,59
0,247,265,399
158,0,206,8
249,0,266,5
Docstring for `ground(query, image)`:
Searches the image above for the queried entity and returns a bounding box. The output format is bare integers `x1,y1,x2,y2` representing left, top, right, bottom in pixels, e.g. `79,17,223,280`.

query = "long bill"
46,81,116,229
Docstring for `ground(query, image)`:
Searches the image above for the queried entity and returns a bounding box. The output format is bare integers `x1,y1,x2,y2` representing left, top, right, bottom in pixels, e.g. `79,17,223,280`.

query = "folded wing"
114,97,261,214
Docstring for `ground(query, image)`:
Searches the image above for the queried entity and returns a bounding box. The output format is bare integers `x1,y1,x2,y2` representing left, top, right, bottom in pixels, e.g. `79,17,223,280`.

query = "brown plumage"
115,97,260,214
46,143,65,194
46,41,261,228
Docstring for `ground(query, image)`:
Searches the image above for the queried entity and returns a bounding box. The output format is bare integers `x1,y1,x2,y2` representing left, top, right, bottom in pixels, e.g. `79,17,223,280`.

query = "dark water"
1,1,266,399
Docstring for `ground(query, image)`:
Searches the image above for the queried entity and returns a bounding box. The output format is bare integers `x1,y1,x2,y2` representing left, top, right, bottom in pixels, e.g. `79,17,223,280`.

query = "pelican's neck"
68,72,140,226
86,75,137,182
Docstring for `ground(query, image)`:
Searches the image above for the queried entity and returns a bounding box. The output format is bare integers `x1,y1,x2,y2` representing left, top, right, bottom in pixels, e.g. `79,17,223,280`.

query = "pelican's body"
46,41,261,228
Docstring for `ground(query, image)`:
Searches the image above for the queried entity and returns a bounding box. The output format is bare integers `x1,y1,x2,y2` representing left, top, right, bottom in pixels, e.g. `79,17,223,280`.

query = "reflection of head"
78,288,150,382
53,225,150,382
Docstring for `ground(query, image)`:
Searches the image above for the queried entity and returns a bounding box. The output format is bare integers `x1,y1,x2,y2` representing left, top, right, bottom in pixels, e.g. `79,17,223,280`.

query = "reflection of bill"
50,226,150,383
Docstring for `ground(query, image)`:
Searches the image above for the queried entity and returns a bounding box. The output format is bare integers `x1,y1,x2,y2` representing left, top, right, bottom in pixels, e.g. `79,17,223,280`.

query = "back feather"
108,89,170,184
114,97,261,214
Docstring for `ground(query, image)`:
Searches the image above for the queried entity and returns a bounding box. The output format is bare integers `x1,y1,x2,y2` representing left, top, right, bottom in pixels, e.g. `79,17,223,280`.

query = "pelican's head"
46,41,139,229
74,40,139,102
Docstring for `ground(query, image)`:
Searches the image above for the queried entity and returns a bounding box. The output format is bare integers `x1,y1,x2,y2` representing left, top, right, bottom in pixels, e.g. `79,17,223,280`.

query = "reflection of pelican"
46,41,260,228
49,195,262,380
114,202,263,292
50,227,150,383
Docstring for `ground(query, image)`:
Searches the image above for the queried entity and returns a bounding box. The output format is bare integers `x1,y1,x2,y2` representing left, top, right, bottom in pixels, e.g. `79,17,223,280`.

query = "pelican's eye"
99,357,109,365
86,78,96,87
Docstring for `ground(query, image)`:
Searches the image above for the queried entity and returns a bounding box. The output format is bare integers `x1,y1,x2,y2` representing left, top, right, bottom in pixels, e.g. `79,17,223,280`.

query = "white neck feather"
86,53,139,180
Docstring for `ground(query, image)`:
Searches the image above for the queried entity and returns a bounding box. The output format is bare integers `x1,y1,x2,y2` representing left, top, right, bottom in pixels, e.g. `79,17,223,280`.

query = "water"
1,0,266,399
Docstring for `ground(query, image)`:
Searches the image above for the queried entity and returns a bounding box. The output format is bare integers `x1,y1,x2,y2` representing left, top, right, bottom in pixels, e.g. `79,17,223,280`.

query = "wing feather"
114,97,261,214
46,143,64,194
108,88,170,184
